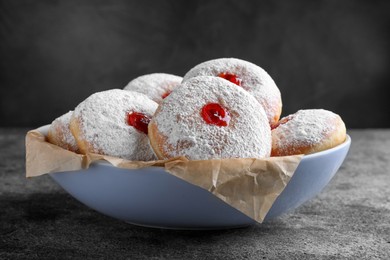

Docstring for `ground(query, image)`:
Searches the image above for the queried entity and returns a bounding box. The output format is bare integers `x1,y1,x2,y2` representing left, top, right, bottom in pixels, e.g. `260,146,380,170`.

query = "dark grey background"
1,0,389,128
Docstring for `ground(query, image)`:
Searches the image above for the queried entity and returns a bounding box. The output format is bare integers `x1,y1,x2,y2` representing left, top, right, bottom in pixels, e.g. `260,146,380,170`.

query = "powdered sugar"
272,109,343,155
48,111,78,152
182,58,282,124
124,73,183,104
151,76,271,160
72,89,158,160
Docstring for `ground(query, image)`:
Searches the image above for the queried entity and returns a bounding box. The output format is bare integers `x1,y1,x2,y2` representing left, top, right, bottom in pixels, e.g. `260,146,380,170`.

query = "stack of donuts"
47,58,346,161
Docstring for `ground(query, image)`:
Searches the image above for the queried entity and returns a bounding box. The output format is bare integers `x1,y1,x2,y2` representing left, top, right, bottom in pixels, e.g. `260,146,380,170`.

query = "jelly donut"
47,111,79,153
182,58,282,125
124,73,182,104
70,89,158,161
148,76,271,160
271,109,346,156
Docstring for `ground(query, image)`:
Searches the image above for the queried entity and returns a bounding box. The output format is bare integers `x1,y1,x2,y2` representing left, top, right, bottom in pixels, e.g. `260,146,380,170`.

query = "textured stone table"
1,129,389,259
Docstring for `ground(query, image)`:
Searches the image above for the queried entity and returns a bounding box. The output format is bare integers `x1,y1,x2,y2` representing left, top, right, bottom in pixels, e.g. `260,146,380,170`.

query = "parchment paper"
25,129,303,223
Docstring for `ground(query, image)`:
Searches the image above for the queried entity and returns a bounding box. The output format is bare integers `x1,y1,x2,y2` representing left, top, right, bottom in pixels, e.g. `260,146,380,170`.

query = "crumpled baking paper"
25,128,303,223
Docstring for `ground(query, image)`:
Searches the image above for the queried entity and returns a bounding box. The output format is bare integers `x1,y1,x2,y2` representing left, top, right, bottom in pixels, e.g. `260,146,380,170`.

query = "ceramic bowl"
37,125,351,229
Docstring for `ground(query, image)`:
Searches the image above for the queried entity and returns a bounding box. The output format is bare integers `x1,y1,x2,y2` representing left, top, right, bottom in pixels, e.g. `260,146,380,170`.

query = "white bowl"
37,125,351,229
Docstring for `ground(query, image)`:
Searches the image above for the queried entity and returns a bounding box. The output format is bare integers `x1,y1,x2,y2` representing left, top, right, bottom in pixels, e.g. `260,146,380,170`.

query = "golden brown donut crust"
271,110,346,156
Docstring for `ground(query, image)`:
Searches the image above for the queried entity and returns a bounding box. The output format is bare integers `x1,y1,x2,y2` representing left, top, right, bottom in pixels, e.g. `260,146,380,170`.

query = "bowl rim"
36,124,351,168
300,134,351,160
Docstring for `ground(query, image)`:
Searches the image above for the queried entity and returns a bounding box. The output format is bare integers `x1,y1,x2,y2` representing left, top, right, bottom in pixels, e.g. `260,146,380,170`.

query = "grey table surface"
0,128,389,259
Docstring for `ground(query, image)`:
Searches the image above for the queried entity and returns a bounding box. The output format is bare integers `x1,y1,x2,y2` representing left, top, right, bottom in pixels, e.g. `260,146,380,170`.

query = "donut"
47,111,79,153
70,89,158,161
182,58,282,125
148,76,271,160
124,73,183,104
271,109,346,156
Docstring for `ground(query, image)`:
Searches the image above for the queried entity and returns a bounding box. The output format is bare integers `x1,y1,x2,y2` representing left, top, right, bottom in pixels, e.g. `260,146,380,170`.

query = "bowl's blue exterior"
265,135,351,220
40,121,350,229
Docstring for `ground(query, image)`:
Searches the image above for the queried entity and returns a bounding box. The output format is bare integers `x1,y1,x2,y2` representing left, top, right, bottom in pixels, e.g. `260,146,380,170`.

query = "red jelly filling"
218,72,242,86
201,103,230,127
127,112,151,134
161,90,171,99
271,117,290,130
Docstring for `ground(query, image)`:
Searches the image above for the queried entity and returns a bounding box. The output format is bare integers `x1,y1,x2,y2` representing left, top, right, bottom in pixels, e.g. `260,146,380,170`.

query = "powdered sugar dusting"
182,58,282,124
72,89,158,160
124,73,183,104
152,76,271,160
272,109,342,155
49,111,78,151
